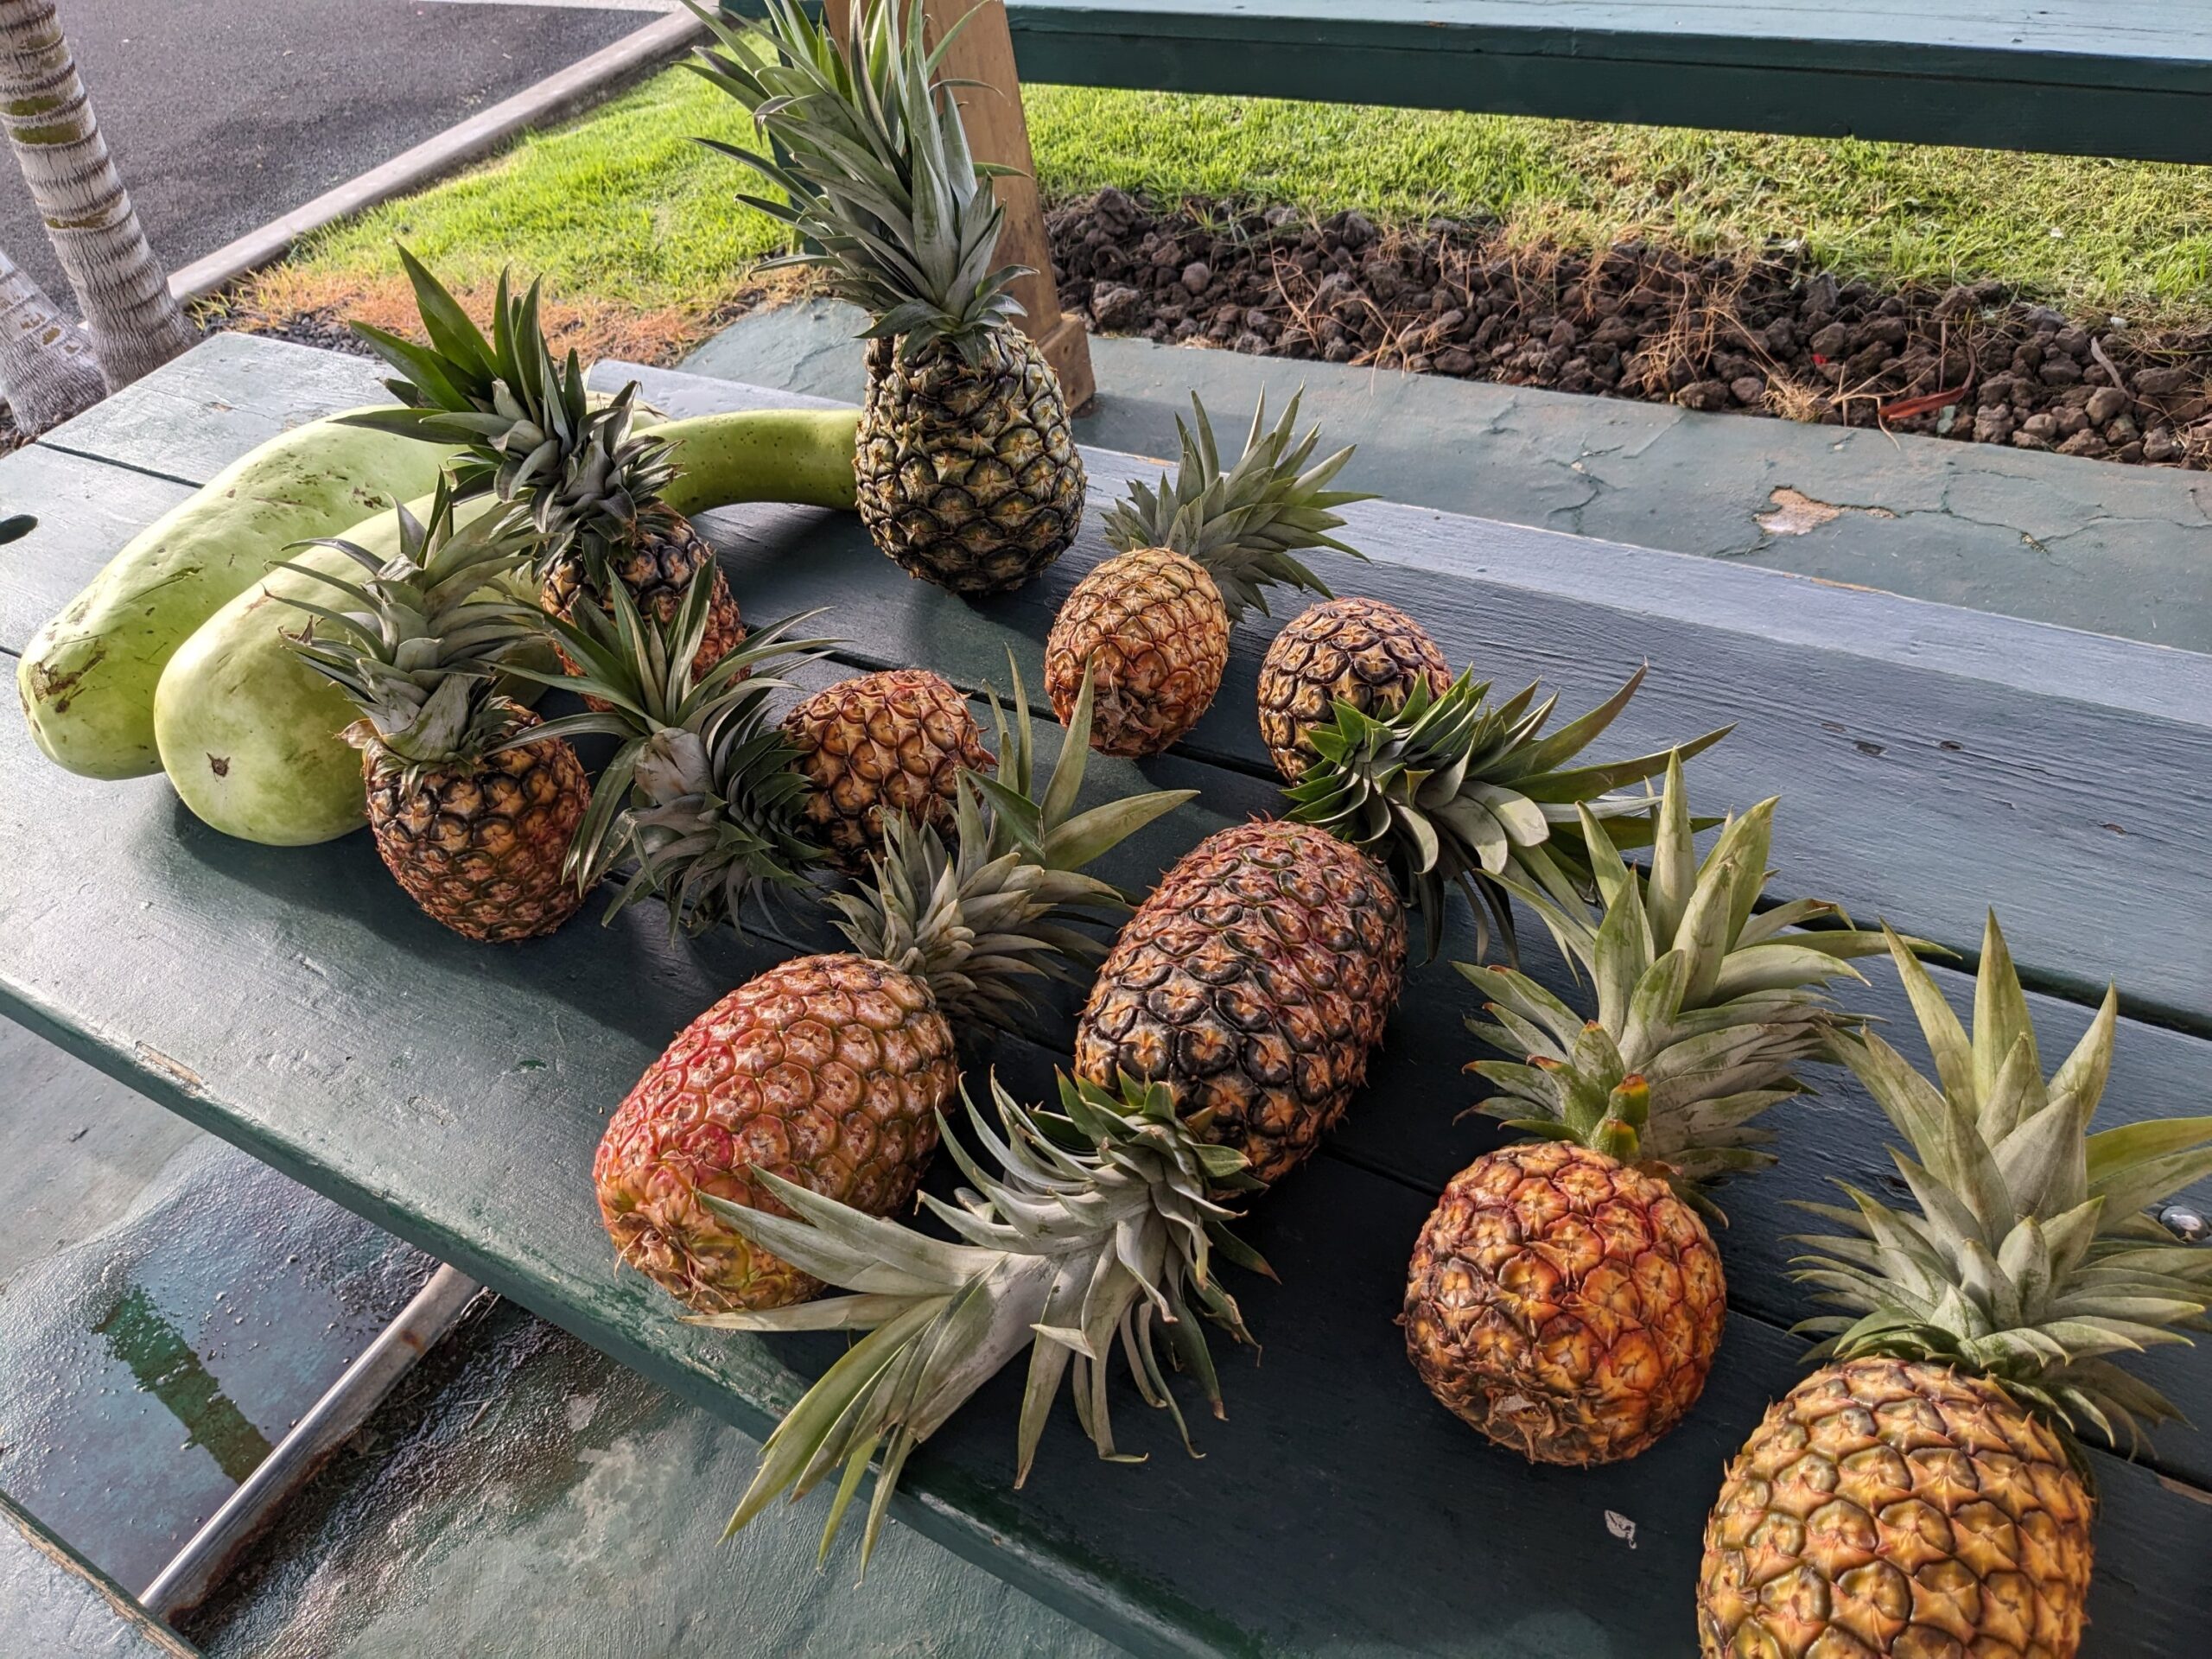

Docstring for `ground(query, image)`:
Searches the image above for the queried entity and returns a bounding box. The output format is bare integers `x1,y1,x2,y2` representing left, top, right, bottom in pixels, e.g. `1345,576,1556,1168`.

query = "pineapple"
342,251,744,681
780,668,994,871
1046,392,1368,757
593,668,1195,1313
1404,758,1890,1464
519,570,836,931
1073,818,1407,1185
1276,610,1729,957
1698,915,2212,1659
688,1071,1265,1568
280,486,588,943
693,0,1085,595
1256,595,1450,781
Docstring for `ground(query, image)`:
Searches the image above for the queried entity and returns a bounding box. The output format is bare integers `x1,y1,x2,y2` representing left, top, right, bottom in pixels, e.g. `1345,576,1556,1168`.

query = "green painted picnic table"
4,334,2211,1656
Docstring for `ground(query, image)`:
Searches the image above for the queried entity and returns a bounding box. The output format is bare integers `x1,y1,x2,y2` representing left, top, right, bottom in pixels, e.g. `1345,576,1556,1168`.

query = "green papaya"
154,405,861,846
16,413,459,780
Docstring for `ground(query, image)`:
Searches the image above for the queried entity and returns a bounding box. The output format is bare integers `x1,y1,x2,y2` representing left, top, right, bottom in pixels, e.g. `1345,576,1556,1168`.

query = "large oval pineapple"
1046,392,1364,756
1256,596,1450,781
596,672,1196,1312
700,3,1084,597
1697,914,2212,1659
283,489,588,944
1407,760,1885,1463
595,953,957,1312
1074,818,1405,1185
779,669,993,872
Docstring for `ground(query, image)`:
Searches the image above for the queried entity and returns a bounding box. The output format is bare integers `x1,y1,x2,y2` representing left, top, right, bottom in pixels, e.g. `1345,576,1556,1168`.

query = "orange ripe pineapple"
779,668,994,872
594,671,1195,1312
1046,393,1367,757
1698,916,2212,1659
1406,760,1887,1463
283,488,588,944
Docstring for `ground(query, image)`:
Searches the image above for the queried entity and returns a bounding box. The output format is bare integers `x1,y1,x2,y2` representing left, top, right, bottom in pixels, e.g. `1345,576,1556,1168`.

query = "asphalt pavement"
0,0,671,305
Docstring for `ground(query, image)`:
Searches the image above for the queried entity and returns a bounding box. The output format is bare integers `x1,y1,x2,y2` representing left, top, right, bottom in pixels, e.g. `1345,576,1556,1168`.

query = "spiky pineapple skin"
1046,547,1230,757
1074,820,1404,1185
594,953,958,1313
361,704,588,944
780,669,993,872
1403,1141,1725,1465
1699,1357,2095,1659
1257,596,1452,782
542,505,747,690
858,330,1085,596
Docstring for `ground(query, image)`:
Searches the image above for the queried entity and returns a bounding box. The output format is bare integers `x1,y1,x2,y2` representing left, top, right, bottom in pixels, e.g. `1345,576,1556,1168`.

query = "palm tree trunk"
0,240,102,432
0,0,191,390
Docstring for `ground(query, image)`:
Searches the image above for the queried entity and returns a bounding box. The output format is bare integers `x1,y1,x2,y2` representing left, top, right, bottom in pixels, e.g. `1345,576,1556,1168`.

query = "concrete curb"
168,11,706,303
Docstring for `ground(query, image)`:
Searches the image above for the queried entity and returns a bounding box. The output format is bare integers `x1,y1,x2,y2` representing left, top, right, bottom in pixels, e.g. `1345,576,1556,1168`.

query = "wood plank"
3,708,2209,1656
0,1491,197,1658
962,0,2212,164
0,448,194,664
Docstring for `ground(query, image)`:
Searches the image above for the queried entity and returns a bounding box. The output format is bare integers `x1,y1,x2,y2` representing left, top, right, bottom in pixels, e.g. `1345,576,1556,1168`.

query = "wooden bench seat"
3,335,2209,1655
718,1,2212,165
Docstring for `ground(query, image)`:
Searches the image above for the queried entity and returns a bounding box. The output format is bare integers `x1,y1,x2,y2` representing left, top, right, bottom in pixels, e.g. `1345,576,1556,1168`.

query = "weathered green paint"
3,335,2210,1656
0,1490,197,1658
686,299,2212,656
732,1,2212,166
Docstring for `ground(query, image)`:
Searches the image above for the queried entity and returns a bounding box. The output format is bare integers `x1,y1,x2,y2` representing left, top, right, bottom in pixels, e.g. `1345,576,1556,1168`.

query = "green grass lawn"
251,66,2212,348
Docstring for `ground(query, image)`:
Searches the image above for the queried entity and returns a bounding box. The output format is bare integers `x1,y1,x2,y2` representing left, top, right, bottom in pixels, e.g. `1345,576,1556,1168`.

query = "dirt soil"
1052,188,2212,468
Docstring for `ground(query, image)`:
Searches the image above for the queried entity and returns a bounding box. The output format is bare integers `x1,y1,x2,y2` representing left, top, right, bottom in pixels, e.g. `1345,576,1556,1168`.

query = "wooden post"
823,0,1096,410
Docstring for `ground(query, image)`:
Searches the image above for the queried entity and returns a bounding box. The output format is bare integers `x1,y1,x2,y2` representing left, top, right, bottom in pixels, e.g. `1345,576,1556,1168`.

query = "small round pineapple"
359,702,588,944
345,255,747,687
541,504,746,690
1697,913,2212,1659
1046,393,1365,757
1074,819,1405,1185
283,487,589,944
780,669,993,871
1700,1358,2094,1659
1404,1140,1726,1465
595,953,957,1312
1257,596,1451,781
1411,760,1884,1463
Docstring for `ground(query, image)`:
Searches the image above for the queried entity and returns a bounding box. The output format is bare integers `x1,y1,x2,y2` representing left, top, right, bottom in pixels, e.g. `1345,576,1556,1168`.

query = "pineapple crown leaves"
340,249,676,567
1101,391,1373,623
686,1070,1264,1572
1790,914,2212,1454
506,571,842,908
1285,659,1732,963
1460,753,1894,1209
829,658,1198,1034
688,0,1026,363
277,480,546,776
